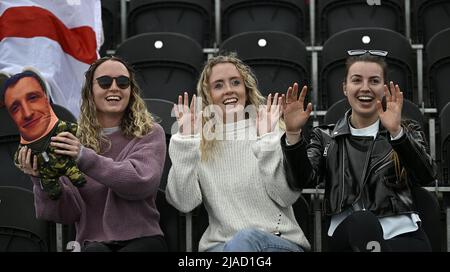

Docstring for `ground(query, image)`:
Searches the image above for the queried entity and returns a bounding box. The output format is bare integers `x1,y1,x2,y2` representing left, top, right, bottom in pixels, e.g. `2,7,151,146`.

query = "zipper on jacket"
339,143,345,211
353,147,392,207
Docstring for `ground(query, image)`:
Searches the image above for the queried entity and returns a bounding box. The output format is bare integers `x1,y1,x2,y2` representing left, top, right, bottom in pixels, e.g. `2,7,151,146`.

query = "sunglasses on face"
95,75,130,89
347,49,388,57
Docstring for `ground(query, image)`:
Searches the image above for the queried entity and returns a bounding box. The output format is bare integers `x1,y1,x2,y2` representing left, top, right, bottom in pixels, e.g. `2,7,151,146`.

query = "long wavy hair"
197,53,265,160
78,56,154,153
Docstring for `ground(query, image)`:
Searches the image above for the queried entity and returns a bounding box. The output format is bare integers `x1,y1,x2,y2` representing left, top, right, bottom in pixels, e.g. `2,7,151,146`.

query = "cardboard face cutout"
4,76,58,143
1,69,86,200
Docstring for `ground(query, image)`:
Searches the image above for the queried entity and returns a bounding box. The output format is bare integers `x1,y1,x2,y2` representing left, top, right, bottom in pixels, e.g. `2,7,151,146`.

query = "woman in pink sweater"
17,56,167,252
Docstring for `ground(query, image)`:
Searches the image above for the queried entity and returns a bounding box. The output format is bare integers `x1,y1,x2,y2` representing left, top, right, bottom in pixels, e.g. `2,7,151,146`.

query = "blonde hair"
78,56,154,153
197,53,266,160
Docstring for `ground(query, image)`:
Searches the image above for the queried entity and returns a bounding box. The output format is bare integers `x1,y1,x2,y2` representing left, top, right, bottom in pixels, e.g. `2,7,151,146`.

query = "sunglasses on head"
347,49,388,57
96,75,130,89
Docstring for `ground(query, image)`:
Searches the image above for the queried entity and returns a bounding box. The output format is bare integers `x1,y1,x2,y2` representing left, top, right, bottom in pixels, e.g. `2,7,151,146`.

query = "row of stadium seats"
100,0,450,53
112,28,450,112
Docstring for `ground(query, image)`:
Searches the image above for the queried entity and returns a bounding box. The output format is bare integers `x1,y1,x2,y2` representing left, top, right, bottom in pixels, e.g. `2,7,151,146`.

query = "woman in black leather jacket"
281,51,437,251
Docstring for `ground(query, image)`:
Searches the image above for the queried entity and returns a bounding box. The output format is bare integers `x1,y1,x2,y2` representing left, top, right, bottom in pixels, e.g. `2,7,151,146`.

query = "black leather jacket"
281,111,437,217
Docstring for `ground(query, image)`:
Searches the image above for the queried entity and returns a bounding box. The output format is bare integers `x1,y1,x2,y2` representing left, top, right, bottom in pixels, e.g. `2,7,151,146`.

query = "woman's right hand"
282,83,312,144
174,92,202,136
17,146,39,177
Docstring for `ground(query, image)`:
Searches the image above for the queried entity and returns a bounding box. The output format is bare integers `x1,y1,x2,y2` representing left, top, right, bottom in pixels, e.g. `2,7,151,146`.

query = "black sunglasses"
96,75,130,89
347,49,388,57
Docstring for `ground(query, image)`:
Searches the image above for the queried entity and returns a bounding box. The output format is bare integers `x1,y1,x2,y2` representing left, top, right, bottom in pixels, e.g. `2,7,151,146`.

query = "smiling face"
343,61,385,126
208,62,247,123
4,77,52,142
92,59,131,127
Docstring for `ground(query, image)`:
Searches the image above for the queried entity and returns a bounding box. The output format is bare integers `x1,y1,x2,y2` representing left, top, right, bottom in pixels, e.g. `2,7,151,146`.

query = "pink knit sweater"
31,124,166,245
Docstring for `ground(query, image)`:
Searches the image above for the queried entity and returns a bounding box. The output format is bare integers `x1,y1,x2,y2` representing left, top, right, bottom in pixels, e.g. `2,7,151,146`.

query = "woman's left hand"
377,81,403,137
257,93,282,136
51,132,82,159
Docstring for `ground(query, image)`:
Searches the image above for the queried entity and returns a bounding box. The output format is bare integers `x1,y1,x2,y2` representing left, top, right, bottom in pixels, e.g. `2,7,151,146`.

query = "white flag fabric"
0,0,103,118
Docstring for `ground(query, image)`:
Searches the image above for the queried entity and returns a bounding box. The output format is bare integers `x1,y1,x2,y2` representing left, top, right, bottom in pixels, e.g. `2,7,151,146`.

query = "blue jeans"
206,228,304,252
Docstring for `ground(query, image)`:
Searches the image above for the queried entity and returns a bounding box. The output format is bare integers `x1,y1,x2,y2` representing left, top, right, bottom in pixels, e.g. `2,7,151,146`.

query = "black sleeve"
389,120,438,186
281,128,326,191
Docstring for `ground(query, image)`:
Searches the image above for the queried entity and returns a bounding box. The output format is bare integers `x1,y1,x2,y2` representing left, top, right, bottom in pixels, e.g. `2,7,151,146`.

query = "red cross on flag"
0,0,103,118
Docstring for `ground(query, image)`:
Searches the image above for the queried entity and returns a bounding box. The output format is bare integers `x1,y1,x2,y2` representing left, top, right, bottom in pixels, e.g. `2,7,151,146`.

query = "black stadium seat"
221,0,308,43
145,98,177,190
0,186,54,251
318,0,404,44
0,106,33,191
52,104,77,123
320,27,414,110
414,0,450,46
426,28,450,112
145,98,177,137
128,0,212,47
115,32,204,102
410,186,443,252
440,103,450,185
100,0,121,56
144,98,185,252
220,31,309,97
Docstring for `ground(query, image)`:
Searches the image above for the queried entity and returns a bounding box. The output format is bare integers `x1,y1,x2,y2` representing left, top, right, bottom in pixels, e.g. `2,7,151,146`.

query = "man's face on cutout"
4,77,52,142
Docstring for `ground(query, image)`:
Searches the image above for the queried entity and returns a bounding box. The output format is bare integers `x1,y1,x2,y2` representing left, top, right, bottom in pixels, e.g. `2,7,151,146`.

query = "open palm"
282,83,313,134
377,82,403,136
174,93,202,135
257,93,282,136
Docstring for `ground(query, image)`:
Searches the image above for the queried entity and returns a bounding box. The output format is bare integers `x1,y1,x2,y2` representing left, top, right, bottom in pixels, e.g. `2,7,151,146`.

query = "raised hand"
376,81,403,137
257,93,282,136
174,92,202,136
282,83,313,144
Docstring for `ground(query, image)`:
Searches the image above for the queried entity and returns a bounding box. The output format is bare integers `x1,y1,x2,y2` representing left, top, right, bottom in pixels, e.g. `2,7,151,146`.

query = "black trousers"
328,211,431,252
82,235,168,252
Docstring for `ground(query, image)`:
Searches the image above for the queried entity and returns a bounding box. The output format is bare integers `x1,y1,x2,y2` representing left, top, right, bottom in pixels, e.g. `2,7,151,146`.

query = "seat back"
52,104,77,123
0,186,52,251
100,0,121,56
128,0,212,47
0,105,18,140
192,203,208,252
116,33,204,102
320,27,414,109
0,106,32,190
145,98,177,189
415,0,450,45
145,98,178,137
426,28,450,112
410,186,443,252
221,0,307,43
156,189,186,252
292,195,312,246
318,0,404,44
0,139,33,190
220,31,309,96
144,98,186,251
440,103,450,185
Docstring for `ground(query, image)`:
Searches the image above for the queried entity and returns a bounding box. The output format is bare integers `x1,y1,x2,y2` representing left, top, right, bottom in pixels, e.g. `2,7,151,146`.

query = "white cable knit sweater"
165,119,311,252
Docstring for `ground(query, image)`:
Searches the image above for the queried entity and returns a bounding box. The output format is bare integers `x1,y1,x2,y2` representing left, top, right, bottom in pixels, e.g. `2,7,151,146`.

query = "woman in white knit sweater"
165,53,310,252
